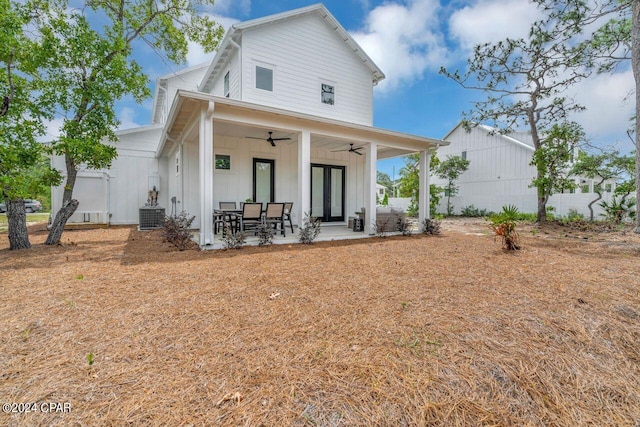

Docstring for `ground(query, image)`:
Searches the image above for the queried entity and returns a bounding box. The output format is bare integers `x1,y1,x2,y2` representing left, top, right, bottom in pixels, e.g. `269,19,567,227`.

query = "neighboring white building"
52,4,446,247
433,122,616,218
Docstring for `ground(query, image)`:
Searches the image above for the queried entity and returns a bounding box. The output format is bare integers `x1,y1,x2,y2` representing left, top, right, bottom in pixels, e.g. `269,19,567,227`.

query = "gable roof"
199,3,385,93
151,63,209,124
443,121,535,152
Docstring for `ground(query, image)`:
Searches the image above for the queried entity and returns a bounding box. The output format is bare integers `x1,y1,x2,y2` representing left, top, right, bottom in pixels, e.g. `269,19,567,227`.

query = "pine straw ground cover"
1,219,639,426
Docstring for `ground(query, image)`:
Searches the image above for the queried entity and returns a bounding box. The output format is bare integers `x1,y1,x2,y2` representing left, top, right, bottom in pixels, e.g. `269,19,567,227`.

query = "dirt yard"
1,219,639,426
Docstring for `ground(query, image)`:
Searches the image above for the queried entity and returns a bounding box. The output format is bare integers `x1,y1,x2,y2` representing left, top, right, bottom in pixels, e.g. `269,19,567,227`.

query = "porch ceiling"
157,91,447,158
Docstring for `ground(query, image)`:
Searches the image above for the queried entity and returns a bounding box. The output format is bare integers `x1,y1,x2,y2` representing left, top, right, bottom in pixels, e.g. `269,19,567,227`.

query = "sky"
112,0,635,180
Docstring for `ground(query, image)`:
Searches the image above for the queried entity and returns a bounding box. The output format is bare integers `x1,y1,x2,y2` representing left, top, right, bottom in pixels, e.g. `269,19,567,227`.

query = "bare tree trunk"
6,199,31,250
633,1,640,233
45,156,79,245
588,177,605,222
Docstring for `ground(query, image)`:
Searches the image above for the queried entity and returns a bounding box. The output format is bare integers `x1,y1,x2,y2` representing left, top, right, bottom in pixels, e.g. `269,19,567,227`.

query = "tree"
534,0,638,230
377,171,393,195
40,0,224,245
434,155,470,216
572,149,634,221
1,0,62,250
397,153,441,216
441,3,592,222
530,121,584,214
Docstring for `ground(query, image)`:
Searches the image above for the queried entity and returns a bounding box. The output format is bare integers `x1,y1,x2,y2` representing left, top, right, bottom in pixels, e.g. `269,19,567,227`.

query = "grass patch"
0,213,49,233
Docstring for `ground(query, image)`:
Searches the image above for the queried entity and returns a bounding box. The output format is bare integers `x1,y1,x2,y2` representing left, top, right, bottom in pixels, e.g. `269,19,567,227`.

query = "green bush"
460,205,490,217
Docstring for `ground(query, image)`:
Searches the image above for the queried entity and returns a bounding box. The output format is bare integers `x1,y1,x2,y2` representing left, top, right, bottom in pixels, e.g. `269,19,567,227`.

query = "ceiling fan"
246,131,291,147
331,143,364,155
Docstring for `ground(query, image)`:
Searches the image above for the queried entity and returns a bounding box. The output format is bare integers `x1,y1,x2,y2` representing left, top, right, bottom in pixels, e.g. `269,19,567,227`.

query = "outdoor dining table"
214,209,242,233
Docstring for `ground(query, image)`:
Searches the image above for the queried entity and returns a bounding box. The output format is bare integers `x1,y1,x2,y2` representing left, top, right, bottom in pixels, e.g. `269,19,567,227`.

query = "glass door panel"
311,166,325,218
253,159,274,204
310,164,345,222
330,168,343,217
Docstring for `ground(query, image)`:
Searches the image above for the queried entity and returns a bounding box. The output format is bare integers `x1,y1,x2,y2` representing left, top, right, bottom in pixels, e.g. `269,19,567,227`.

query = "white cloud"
570,69,635,146
449,0,542,50
40,118,65,142
186,14,240,66
351,0,449,92
211,0,250,16
118,107,143,130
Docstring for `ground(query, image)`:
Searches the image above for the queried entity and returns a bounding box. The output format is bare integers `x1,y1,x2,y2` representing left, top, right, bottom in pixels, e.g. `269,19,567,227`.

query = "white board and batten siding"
240,14,374,126
436,125,615,218
434,125,537,215
107,127,164,224
51,126,163,225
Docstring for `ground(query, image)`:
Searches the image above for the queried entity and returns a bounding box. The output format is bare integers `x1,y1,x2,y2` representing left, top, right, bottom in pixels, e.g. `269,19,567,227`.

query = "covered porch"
156,91,444,249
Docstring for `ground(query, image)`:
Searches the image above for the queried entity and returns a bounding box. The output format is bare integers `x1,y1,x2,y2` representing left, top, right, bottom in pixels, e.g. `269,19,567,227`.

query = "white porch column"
418,149,431,224
297,130,311,228
364,141,377,234
198,101,215,247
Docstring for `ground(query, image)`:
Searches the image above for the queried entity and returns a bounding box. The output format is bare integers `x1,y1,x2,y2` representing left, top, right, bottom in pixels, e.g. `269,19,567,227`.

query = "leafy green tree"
572,149,634,221
381,192,388,206
441,3,593,222
1,0,62,250
434,155,470,216
530,121,583,213
398,153,441,216
40,0,224,245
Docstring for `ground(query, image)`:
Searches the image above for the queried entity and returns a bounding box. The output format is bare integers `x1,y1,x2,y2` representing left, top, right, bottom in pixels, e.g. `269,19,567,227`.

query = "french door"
253,158,275,203
311,164,345,222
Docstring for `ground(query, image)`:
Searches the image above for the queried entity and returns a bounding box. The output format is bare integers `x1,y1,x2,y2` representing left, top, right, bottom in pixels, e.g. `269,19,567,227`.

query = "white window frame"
253,61,276,93
214,152,233,173
321,82,335,105
223,71,230,98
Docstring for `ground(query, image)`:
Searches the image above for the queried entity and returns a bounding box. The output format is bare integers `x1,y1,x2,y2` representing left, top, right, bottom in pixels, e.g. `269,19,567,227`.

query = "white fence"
439,192,619,219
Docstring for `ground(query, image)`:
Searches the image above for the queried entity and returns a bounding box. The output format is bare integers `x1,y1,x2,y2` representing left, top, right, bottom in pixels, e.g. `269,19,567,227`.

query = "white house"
434,122,616,218
52,4,446,248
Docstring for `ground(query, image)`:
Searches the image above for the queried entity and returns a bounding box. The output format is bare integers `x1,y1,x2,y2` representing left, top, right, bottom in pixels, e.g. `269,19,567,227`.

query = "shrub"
298,211,321,244
421,218,441,235
489,205,521,250
460,204,490,217
222,224,246,249
599,197,636,224
397,216,412,236
374,217,391,237
256,223,275,246
566,209,584,222
160,211,195,251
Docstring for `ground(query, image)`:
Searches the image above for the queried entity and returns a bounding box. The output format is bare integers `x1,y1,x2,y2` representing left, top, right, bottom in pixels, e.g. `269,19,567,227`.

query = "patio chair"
216,201,238,234
264,203,286,237
283,202,294,234
238,202,263,233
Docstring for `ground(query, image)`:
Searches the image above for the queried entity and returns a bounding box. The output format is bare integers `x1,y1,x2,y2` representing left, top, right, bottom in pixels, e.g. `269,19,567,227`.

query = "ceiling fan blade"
330,149,349,152
269,140,276,147
353,150,364,155
246,136,266,140
270,137,291,141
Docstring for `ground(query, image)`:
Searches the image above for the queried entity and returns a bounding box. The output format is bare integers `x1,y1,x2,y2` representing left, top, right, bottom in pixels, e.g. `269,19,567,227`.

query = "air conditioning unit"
139,207,165,230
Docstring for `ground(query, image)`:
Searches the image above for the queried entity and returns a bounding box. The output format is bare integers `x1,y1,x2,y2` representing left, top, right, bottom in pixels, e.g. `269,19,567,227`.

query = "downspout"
229,38,242,99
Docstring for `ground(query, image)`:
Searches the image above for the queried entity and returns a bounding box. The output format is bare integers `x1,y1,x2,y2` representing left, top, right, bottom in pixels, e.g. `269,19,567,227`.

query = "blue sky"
113,0,635,180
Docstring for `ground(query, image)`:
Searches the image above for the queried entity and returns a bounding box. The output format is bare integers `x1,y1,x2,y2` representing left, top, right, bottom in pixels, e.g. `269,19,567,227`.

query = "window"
461,151,467,160
215,154,231,170
256,66,273,91
321,83,334,105
605,183,612,193
580,184,590,194
223,71,230,98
